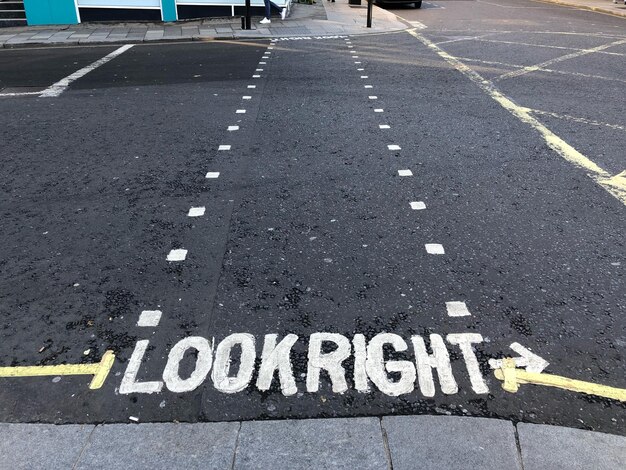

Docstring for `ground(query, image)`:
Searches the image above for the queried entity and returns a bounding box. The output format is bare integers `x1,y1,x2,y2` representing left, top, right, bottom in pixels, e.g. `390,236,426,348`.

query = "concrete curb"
533,0,626,19
0,416,624,469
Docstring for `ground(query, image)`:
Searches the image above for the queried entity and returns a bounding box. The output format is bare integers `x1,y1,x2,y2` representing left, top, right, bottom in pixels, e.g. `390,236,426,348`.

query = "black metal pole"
366,0,372,28
245,0,251,30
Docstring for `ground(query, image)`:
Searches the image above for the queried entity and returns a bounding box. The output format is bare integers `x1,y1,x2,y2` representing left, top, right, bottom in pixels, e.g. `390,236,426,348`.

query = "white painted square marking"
228,126,239,131
167,249,188,262
388,145,401,151
374,109,384,113
218,145,231,151
379,124,390,129
410,201,426,210
188,206,206,217
398,169,412,176
446,301,471,317
205,172,220,178
425,244,445,255
243,96,252,100
369,96,377,99
236,109,246,113
248,85,256,89
137,310,162,327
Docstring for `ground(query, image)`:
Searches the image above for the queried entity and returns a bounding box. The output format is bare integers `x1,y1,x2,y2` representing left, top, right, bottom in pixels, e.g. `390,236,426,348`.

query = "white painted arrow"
489,342,549,373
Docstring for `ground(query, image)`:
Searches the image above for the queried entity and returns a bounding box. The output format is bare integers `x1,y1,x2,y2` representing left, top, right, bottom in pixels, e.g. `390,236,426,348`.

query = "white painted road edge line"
446,301,471,317
425,243,445,255
167,249,188,262
137,310,162,327
0,91,43,97
407,29,626,206
40,44,134,98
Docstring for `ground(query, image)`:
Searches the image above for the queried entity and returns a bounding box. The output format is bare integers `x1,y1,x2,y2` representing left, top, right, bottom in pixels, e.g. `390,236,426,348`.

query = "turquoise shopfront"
24,0,289,25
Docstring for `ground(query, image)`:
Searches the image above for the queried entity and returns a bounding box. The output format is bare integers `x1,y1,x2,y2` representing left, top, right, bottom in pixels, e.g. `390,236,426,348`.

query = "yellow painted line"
495,358,626,402
407,29,626,206
524,108,626,131
496,38,626,81
0,350,115,390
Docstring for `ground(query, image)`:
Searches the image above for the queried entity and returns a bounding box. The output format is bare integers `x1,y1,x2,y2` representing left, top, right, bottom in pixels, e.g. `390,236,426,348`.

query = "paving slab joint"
229,422,243,470
71,426,96,470
513,424,525,470
379,417,395,470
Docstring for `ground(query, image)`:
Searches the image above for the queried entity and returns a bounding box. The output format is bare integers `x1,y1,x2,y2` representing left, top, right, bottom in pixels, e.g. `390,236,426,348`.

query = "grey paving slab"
383,415,523,470
517,423,626,470
75,422,240,470
234,417,388,470
0,423,93,470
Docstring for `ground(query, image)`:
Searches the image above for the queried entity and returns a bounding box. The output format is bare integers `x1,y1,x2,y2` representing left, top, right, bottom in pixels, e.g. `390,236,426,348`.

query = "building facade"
23,0,275,25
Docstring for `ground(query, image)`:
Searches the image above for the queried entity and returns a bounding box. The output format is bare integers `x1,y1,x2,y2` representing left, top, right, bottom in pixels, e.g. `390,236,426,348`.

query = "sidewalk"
537,0,626,18
1,415,625,469
0,2,408,48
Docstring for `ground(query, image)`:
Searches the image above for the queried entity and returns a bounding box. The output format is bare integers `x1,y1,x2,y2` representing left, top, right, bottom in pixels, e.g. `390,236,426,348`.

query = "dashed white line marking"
40,44,134,98
256,69,264,72
259,62,267,65
248,85,256,89
398,169,413,176
410,201,426,210
205,172,220,178
374,109,384,113
364,85,373,89
354,61,361,64
445,301,471,317
243,96,252,100
236,109,246,114
361,76,368,79
167,249,188,262
379,124,390,129
138,310,163,327
188,207,206,217
388,145,401,151
425,244,445,255
218,145,231,151
228,126,240,131
252,75,261,78
369,96,377,99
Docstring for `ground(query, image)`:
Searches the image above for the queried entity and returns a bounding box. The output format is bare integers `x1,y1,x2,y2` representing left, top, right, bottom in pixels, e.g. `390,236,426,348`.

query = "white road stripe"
410,201,426,210
0,91,43,97
205,172,220,178
228,126,240,131
167,249,188,262
248,85,256,88
369,96,377,99
40,44,134,98
374,109,384,113
445,301,471,317
188,207,206,217
388,145,401,150
218,145,231,151
379,124,390,129
137,310,163,327
243,96,252,100
425,244,445,255
236,109,246,114
364,85,373,89
398,169,412,176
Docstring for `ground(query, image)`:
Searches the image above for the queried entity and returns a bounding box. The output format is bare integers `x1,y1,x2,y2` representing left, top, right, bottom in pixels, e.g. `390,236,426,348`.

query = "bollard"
367,0,373,28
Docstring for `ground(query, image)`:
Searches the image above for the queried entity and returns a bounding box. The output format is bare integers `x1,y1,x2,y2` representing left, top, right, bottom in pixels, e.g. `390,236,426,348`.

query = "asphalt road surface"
0,0,624,435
